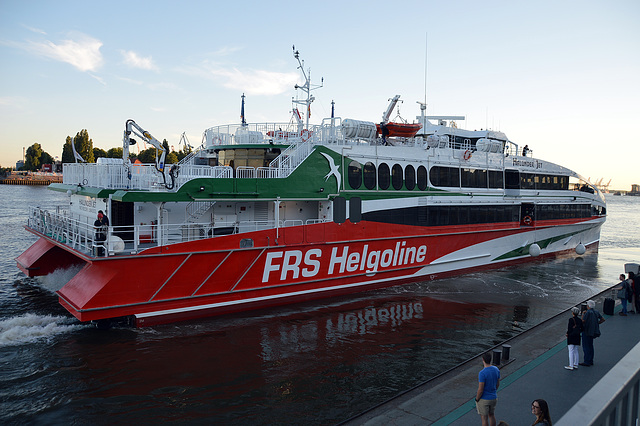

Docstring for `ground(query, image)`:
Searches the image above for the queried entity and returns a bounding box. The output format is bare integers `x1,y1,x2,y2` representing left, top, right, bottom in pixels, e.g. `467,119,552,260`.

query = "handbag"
618,288,627,300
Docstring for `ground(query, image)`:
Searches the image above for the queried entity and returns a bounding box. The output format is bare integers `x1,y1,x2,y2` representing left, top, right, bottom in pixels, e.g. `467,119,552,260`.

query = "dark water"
0,185,638,425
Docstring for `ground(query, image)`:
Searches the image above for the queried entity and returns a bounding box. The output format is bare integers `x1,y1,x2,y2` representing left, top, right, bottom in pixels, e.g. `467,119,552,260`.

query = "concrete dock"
346,287,640,425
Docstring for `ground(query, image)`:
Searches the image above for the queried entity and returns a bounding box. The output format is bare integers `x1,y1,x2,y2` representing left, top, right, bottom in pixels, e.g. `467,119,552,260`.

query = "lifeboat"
376,122,423,138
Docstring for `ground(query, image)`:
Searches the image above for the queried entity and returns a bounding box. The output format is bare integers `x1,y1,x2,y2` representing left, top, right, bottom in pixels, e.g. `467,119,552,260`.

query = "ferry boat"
16,48,606,327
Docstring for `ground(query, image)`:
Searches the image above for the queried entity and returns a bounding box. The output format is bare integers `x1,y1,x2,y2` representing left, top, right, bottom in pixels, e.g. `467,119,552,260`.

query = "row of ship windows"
347,161,571,191
361,204,596,227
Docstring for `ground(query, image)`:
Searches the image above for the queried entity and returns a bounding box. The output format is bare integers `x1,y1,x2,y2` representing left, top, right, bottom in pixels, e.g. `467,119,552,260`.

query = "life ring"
212,136,222,145
463,150,472,161
301,129,311,142
523,215,532,225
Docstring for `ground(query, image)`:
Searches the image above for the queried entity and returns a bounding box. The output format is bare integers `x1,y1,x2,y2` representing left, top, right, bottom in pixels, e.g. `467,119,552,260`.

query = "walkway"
346,289,640,425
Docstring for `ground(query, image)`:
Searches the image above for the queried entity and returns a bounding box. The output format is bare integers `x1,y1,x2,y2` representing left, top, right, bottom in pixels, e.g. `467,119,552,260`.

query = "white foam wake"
0,313,85,347
38,265,84,293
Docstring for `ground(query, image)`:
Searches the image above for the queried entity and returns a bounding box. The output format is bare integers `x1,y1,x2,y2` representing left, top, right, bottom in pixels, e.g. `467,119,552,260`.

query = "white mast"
292,45,322,131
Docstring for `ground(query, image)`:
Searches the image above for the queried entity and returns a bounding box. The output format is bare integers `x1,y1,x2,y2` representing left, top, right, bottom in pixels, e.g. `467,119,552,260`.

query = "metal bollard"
492,349,502,366
502,344,511,361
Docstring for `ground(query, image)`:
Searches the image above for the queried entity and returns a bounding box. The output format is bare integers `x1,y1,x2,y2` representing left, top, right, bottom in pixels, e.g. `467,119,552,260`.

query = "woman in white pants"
565,306,584,370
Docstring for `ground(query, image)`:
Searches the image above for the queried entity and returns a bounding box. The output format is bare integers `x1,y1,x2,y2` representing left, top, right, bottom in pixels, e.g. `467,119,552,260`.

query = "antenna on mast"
291,45,323,131
424,32,428,107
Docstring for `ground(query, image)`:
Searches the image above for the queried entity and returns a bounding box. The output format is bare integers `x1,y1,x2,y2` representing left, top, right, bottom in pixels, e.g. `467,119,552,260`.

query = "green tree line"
19,129,191,171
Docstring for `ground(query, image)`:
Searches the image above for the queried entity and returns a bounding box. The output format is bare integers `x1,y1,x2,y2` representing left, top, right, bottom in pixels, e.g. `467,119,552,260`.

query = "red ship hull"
17,217,599,327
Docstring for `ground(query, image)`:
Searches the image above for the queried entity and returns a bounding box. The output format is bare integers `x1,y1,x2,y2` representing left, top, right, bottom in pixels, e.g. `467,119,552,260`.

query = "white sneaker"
564,366,574,370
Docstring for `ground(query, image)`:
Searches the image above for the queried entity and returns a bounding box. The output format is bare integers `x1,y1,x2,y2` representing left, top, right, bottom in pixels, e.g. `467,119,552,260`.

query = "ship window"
363,162,377,190
429,166,460,187
461,168,487,188
489,170,504,188
392,164,403,190
533,174,570,190
348,161,362,189
521,173,535,189
378,163,390,190
417,166,427,190
405,165,416,190
505,169,520,189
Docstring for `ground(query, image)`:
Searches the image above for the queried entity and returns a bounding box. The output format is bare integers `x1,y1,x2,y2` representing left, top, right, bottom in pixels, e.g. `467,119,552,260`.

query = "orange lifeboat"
376,122,423,138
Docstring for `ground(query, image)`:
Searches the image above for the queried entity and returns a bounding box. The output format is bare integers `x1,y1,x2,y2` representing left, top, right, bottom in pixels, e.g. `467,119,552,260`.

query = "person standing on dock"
475,352,500,426
630,272,639,313
580,300,605,367
565,307,584,370
614,274,632,316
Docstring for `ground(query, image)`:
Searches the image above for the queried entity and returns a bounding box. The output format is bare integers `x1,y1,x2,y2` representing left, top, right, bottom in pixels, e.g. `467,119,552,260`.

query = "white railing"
27,206,329,257
28,207,98,254
204,122,307,146
557,340,640,425
236,166,256,179
63,162,161,190
64,163,234,192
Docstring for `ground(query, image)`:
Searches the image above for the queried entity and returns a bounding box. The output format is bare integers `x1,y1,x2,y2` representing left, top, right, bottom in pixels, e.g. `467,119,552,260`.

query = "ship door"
111,200,134,241
520,203,535,227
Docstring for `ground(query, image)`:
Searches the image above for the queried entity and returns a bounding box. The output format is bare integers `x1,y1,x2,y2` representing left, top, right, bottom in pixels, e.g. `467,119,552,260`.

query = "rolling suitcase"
603,298,615,316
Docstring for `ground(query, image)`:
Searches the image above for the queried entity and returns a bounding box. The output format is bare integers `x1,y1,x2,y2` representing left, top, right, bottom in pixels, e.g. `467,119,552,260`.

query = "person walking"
565,307,583,370
475,352,500,426
531,399,552,425
580,300,605,366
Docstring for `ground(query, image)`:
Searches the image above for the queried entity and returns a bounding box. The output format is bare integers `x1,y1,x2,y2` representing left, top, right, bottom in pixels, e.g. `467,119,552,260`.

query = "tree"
166,151,178,164
93,147,107,160
107,147,123,158
176,145,192,162
24,143,43,171
74,129,95,163
137,147,156,164
22,143,54,171
62,137,74,163
40,151,54,166
61,130,95,163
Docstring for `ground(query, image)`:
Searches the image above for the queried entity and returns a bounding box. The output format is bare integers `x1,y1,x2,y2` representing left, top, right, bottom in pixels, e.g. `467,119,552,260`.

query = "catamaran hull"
17,217,603,327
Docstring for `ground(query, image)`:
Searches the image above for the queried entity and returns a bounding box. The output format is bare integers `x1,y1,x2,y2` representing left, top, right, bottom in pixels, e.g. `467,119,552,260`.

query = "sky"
1,0,639,190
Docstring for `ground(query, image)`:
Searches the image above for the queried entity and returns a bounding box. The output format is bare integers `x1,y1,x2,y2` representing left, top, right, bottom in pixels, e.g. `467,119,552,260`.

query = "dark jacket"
567,316,583,345
582,309,603,337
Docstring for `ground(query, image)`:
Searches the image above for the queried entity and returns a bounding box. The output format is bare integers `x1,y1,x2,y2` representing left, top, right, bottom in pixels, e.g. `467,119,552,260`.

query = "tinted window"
348,161,362,189
405,165,416,190
430,166,459,187
417,166,428,190
392,164,403,190
378,163,390,190
363,162,376,190
489,170,504,188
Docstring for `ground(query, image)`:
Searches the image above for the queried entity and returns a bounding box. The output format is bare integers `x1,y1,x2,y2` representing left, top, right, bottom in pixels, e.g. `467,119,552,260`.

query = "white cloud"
90,74,107,86
25,33,103,72
22,25,47,35
185,63,298,95
121,50,158,71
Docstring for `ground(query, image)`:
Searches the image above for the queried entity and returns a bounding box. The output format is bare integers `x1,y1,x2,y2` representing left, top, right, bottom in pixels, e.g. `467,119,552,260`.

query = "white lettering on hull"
262,241,428,283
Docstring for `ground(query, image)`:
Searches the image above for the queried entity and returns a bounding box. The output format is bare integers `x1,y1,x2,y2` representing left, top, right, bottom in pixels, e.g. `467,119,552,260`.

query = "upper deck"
61,115,537,194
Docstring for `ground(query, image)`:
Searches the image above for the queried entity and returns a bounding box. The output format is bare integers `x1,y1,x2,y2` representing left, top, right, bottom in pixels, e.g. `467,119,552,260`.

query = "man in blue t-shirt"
475,352,500,426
